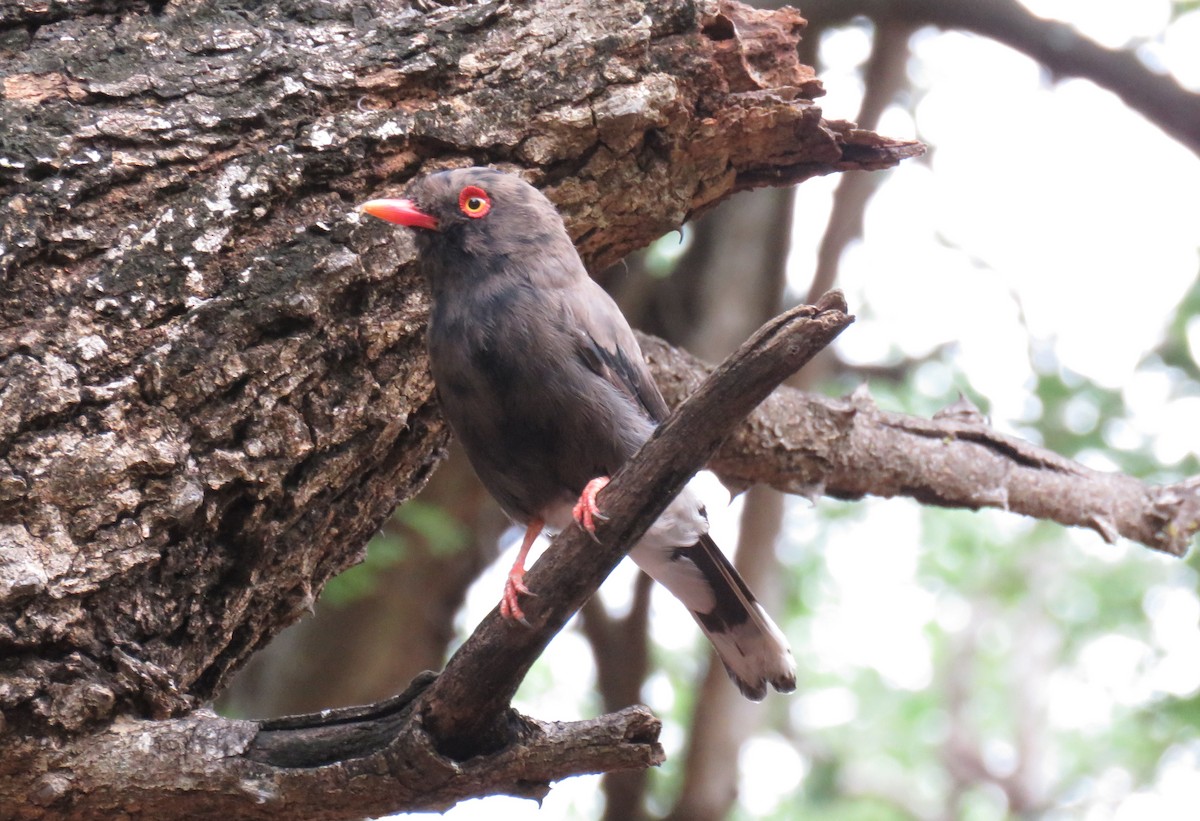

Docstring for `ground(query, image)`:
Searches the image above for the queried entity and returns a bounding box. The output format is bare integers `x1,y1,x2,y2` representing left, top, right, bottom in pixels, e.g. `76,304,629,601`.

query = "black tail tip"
730,670,797,702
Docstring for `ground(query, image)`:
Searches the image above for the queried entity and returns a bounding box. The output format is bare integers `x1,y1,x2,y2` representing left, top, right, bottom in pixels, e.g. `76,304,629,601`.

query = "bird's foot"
500,568,535,626
499,519,543,626
573,476,610,538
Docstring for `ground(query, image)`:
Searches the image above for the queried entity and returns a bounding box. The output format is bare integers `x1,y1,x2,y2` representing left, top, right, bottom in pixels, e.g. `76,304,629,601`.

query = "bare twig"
666,486,785,821
664,183,796,821
582,576,654,821
807,19,915,304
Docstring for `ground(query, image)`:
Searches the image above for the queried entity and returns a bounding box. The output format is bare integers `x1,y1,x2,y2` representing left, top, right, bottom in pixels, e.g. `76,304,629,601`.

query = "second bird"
361,167,796,700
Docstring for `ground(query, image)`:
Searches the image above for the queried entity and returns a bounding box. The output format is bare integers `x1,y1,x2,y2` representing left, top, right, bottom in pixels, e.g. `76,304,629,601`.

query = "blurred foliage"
1154,271,1200,379
1172,1,1200,20
322,500,469,606
620,239,1200,818
684,302,1199,817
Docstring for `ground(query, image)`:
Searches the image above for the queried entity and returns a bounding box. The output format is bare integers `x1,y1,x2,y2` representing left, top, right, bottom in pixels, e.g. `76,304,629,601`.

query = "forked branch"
23,294,853,820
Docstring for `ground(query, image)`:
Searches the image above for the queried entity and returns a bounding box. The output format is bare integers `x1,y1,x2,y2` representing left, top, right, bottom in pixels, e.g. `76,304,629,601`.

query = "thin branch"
807,19,915,304
664,182,796,821
644,342,1200,557
582,575,654,821
665,486,785,821
799,0,1200,157
581,575,653,714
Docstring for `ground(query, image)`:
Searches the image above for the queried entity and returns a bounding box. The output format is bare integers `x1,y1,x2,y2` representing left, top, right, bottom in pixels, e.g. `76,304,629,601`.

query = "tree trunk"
218,445,505,719
0,0,913,816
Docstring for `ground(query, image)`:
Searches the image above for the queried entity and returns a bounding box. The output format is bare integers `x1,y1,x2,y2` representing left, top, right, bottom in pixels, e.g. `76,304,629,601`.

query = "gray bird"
361,167,796,700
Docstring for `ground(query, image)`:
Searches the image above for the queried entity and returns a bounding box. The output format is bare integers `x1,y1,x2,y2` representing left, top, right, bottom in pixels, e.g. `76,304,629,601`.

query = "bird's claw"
573,476,610,539
500,571,534,625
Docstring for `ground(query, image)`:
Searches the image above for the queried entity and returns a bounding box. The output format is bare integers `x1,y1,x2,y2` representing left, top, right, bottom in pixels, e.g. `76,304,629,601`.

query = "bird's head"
360,167,575,283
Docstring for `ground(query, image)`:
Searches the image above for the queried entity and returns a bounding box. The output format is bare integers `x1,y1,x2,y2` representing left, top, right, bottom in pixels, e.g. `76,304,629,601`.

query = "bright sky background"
395,4,1200,818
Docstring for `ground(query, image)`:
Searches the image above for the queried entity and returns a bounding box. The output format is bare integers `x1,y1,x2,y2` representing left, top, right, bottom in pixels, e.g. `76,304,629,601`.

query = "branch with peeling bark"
644,338,1200,557
13,295,852,820
33,680,662,820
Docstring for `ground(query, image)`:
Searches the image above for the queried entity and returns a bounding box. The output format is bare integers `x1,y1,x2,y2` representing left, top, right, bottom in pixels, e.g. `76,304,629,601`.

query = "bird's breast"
426,280,654,528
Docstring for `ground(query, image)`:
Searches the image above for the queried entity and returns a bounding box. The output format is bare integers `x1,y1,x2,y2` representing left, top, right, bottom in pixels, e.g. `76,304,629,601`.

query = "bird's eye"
458,186,492,219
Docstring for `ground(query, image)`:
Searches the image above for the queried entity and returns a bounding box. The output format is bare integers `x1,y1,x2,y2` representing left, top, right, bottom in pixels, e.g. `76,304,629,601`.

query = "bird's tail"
631,533,796,700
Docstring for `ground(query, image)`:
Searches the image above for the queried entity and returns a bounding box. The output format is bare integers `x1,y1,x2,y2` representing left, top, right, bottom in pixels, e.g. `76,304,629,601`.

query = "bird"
361,167,796,700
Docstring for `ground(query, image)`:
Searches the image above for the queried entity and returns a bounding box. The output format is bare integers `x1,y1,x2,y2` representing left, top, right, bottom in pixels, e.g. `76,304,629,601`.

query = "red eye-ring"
458,186,491,219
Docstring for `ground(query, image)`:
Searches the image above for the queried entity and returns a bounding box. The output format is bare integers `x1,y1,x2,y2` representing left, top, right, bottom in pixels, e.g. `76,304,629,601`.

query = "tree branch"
798,0,1200,157
807,18,914,304
666,485,784,821
644,341,1200,557
582,575,655,821
14,293,853,819
31,676,663,821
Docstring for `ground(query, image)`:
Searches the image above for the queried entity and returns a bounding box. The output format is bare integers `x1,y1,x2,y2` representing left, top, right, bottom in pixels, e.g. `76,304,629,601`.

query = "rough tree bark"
0,0,914,816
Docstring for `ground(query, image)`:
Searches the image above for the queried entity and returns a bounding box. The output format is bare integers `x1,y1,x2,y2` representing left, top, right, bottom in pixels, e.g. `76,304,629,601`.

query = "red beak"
360,198,440,231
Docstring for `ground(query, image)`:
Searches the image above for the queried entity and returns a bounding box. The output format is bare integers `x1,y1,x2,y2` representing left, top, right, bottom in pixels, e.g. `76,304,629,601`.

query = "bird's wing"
566,279,671,424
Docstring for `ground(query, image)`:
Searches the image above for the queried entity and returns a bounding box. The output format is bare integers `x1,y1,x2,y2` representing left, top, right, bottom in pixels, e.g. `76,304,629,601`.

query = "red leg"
572,476,610,535
501,518,543,624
